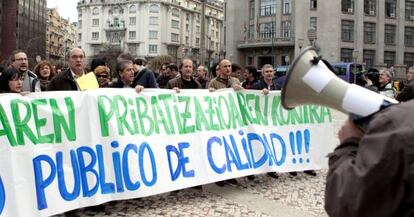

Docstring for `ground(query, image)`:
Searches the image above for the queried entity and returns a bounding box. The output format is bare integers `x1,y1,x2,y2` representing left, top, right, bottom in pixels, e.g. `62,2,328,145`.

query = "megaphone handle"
350,113,373,132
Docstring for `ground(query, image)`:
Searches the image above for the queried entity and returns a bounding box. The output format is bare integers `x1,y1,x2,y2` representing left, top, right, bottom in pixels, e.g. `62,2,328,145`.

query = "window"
92,19,99,26
364,22,376,44
249,24,254,39
364,0,376,15
282,21,291,38
129,5,136,14
172,8,180,17
309,17,317,31
249,0,255,19
259,22,276,38
129,17,136,26
114,18,119,27
149,4,159,13
405,27,414,46
384,51,395,67
341,48,353,62
341,0,354,13
92,7,99,15
260,0,276,16
78,33,82,42
186,36,189,45
363,50,376,68
149,31,158,39
404,52,414,67
167,46,176,56
310,0,317,9
149,45,157,53
196,26,200,33
196,38,200,46
283,0,291,14
171,20,179,28
129,31,136,40
341,20,354,42
171,33,179,42
406,0,414,20
92,32,99,40
384,25,396,45
149,16,158,25
385,0,396,18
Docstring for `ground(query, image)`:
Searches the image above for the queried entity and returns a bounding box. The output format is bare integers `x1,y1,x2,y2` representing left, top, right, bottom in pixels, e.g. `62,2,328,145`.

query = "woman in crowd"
0,67,23,93
33,61,56,91
378,69,396,98
94,65,111,88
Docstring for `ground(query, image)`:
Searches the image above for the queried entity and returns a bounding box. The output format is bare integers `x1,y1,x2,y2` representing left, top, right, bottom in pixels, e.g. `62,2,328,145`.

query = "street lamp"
352,49,359,84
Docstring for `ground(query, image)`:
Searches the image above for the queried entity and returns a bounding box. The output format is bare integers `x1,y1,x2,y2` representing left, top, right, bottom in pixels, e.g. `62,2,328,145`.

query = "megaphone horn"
281,47,398,130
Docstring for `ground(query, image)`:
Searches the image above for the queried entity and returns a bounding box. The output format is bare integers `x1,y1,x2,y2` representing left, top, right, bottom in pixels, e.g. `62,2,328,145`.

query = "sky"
47,0,78,22
46,0,224,23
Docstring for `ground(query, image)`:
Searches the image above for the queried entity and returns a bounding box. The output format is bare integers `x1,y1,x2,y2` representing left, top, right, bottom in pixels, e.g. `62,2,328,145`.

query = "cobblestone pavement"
54,111,347,217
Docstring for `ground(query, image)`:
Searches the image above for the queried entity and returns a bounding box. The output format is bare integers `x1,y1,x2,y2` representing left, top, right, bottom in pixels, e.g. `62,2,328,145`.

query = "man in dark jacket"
47,48,88,91
132,58,158,88
325,99,414,217
166,58,201,90
396,66,414,102
252,64,281,93
109,60,135,88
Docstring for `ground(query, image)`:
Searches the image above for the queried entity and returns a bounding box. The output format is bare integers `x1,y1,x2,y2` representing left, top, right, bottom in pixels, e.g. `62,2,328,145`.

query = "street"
54,110,346,217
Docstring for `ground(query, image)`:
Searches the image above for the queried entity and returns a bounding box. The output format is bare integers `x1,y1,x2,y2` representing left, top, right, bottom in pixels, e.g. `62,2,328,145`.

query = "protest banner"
0,88,335,216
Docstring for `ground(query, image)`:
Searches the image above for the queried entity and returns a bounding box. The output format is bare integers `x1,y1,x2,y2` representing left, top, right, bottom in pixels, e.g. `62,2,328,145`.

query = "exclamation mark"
289,132,296,164
296,131,303,164
304,129,310,163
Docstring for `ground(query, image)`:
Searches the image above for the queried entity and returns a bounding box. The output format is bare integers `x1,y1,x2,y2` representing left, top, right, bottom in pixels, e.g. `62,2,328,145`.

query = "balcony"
104,22,126,31
237,36,294,49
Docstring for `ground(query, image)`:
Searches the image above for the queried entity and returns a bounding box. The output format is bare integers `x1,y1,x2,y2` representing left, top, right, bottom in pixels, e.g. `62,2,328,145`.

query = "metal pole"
271,33,274,66
200,0,206,66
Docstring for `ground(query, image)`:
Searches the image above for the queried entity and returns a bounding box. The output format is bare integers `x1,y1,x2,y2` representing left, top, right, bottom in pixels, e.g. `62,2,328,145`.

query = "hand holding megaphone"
281,47,398,131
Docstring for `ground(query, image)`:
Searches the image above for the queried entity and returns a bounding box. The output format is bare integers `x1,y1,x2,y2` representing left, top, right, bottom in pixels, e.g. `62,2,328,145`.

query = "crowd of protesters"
2,48,414,216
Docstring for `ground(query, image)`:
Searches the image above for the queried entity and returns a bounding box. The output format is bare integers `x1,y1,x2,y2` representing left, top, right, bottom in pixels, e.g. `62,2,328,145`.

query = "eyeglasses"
96,74,108,78
15,58,27,62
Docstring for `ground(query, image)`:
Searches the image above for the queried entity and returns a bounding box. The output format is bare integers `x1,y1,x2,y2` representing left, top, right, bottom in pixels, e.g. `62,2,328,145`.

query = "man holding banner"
47,48,90,91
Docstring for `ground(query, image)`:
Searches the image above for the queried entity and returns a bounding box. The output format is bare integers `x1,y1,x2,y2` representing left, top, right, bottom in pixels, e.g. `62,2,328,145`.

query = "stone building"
225,0,414,79
46,8,77,66
77,0,224,66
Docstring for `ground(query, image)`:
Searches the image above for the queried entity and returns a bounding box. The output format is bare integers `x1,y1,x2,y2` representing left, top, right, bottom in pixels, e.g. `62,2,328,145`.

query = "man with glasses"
10,50,40,92
396,66,414,101
48,48,89,91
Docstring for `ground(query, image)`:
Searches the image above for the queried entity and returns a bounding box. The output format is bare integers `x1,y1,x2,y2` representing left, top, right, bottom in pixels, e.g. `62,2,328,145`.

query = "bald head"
219,59,232,79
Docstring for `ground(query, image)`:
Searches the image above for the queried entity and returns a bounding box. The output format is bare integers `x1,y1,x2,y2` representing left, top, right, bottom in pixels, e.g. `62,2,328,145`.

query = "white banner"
0,88,335,217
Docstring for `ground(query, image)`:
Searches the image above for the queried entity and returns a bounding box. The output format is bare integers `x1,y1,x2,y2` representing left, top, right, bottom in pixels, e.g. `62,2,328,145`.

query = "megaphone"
281,47,398,130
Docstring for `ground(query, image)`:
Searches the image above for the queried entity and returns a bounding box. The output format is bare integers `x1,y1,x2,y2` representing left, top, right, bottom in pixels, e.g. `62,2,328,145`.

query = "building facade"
77,0,224,66
225,0,414,79
46,8,77,66
0,0,47,68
